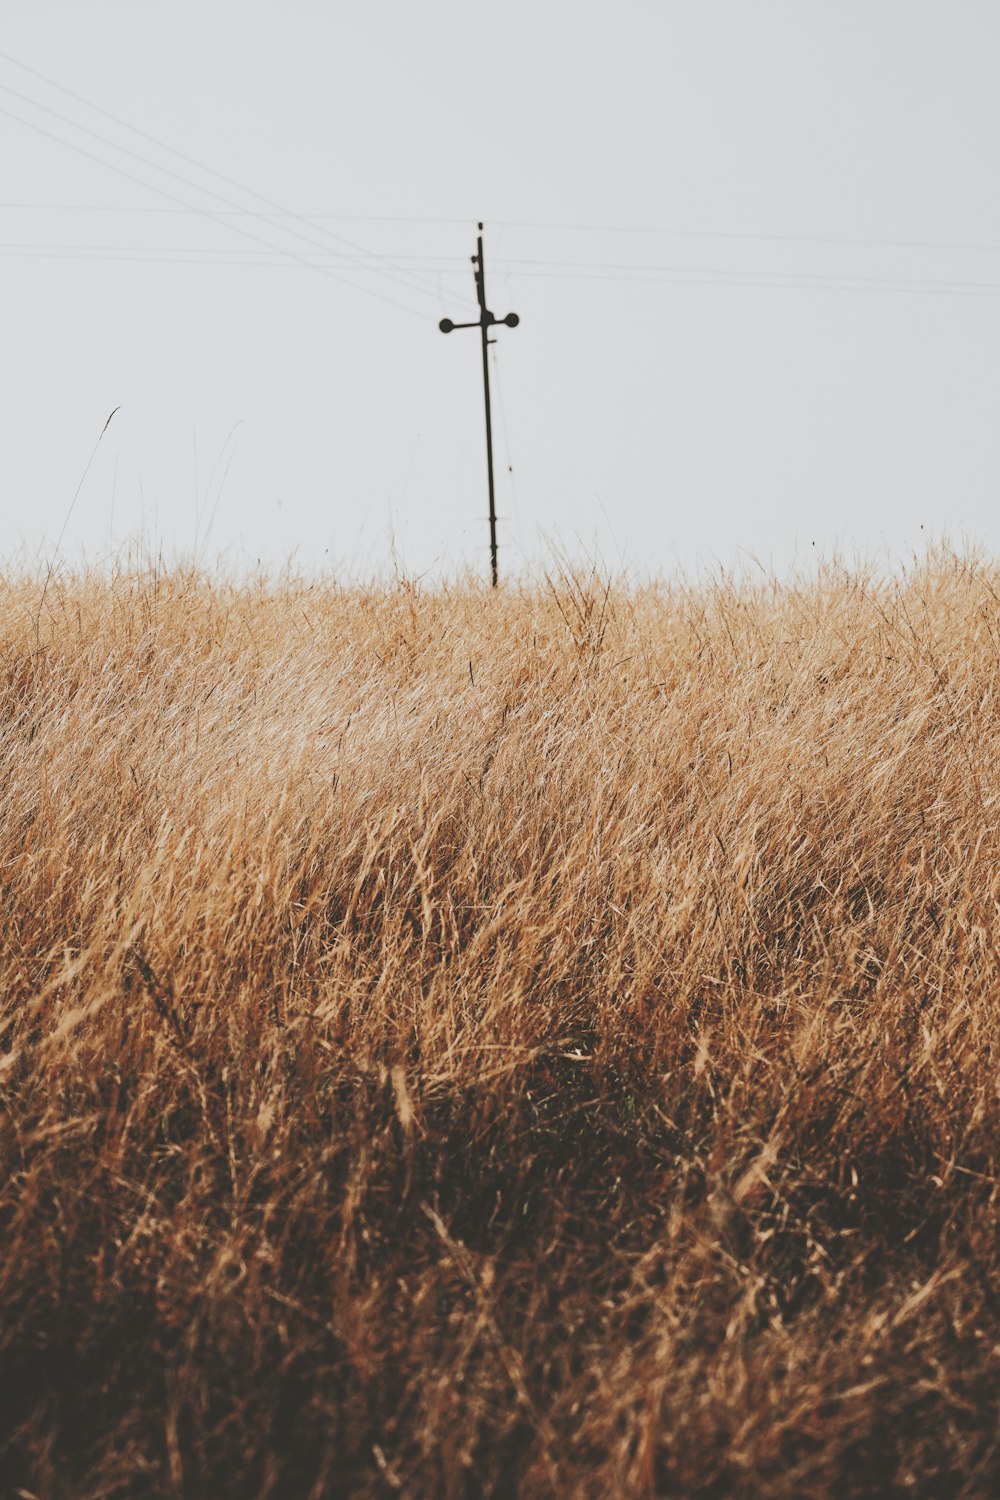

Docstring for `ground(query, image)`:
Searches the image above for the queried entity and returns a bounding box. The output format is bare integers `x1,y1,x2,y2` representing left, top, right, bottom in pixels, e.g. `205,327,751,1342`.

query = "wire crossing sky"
3,1,1000,580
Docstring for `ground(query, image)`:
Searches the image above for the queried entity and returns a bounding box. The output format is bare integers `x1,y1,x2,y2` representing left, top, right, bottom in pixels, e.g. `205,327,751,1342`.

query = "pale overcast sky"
2,2,999,581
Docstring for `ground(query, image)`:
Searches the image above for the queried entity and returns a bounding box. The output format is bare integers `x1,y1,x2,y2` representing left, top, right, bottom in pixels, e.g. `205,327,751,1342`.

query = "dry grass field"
1,553,998,1497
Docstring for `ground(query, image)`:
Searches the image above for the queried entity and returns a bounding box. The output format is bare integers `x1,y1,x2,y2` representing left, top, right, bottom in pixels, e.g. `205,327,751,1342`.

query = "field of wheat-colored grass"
1,552,998,1497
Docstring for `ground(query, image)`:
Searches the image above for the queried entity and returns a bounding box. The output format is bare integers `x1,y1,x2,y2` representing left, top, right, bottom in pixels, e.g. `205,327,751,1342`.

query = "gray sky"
3,1,999,581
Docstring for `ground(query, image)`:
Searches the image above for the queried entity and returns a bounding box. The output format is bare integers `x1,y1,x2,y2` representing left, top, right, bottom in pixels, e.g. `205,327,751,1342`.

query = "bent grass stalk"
0,550,998,1496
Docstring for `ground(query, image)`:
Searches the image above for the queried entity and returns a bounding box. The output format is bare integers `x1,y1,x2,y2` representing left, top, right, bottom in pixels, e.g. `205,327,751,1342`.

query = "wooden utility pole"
439,223,519,587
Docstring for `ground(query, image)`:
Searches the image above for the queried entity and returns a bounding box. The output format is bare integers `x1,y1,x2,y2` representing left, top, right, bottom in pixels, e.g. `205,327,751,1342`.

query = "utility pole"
440,223,519,587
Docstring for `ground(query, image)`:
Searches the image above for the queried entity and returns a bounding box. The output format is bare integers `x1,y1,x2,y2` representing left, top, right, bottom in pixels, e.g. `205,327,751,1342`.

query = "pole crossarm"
439,221,519,587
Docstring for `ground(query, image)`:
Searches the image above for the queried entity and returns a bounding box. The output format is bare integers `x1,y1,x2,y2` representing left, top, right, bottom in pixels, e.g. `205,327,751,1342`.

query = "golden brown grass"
1,552,998,1498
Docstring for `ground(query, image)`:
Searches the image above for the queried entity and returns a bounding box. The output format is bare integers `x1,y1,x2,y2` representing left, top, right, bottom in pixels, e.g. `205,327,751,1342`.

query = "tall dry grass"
0,552,998,1497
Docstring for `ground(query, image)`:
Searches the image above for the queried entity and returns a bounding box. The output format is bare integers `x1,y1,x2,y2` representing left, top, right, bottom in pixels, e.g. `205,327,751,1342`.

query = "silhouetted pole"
477,257,500,588
439,223,519,587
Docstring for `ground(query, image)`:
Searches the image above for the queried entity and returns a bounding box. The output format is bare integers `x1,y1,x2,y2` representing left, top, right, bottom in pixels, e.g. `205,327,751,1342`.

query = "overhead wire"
2,48,997,308
2,196,1000,260
498,269,1000,298
6,214,1000,301
8,239,1000,289
0,241,470,264
490,253,1000,279
0,91,440,310
0,203,479,226
0,49,452,305
491,264,1000,296
0,101,429,318
5,242,1000,299
487,218,1000,258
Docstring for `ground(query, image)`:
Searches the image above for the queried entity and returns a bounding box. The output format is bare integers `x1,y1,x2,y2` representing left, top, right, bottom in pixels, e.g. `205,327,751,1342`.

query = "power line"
0,84,440,309
496,268,1000,299
494,263,1000,294
2,196,999,260
492,254,1000,280
5,233,1000,290
488,218,1000,258
0,241,469,263
0,203,480,229
9,237,1000,295
0,102,429,318
0,49,449,305
6,243,1000,299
